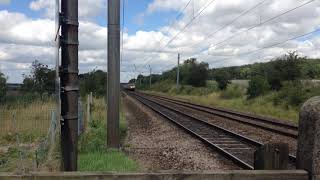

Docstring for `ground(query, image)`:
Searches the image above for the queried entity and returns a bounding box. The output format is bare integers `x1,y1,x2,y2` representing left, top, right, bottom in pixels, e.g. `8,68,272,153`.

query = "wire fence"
0,101,85,135
0,102,54,135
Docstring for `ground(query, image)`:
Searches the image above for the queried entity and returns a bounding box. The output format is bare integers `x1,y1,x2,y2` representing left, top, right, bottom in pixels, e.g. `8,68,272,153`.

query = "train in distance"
121,83,136,91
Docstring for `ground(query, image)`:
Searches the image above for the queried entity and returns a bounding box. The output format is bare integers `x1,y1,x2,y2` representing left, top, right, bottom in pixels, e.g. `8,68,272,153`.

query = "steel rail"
140,92,298,138
127,92,296,170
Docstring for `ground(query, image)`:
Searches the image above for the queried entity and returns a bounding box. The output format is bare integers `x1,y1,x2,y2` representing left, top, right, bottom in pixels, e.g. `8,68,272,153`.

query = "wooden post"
254,143,289,170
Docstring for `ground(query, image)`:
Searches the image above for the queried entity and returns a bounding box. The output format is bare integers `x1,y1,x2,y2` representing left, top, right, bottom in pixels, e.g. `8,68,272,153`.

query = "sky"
0,0,319,83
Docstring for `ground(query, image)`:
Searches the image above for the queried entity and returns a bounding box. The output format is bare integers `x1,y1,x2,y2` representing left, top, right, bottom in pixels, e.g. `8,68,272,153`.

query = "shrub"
0,72,6,102
220,84,246,99
273,81,319,107
214,70,231,90
206,80,219,92
79,119,106,153
247,77,270,98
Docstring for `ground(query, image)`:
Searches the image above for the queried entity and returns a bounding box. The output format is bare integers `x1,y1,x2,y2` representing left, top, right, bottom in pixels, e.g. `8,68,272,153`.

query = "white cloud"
1,0,320,83
29,0,106,19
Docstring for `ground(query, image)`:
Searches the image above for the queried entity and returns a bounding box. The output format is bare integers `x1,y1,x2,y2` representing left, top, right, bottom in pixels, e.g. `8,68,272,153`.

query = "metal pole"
60,0,79,171
177,53,180,89
54,0,61,150
148,65,152,88
133,64,137,85
107,0,120,149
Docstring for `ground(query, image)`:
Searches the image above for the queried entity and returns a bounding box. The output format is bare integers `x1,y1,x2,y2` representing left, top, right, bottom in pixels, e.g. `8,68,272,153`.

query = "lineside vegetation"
135,52,320,123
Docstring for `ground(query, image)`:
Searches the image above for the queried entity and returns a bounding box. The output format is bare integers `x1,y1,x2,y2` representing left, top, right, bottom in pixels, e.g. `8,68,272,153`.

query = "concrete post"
107,0,120,149
60,0,79,171
297,96,320,180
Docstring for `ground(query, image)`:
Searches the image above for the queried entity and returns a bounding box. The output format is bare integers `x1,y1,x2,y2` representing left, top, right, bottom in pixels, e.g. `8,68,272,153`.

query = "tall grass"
78,97,138,172
155,92,299,123
0,97,55,135
146,81,300,123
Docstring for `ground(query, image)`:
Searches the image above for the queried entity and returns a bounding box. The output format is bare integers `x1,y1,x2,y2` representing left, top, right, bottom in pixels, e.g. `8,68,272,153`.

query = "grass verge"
78,97,138,172
78,150,138,172
147,90,299,123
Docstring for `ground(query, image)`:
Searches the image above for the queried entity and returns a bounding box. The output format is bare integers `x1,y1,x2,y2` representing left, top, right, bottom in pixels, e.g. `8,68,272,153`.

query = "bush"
247,77,270,98
214,70,231,90
273,81,319,107
79,119,106,153
0,72,6,102
206,80,219,92
220,84,246,99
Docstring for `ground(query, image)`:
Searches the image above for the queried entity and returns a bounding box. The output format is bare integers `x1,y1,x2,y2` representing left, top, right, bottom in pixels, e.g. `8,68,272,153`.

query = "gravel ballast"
122,95,239,171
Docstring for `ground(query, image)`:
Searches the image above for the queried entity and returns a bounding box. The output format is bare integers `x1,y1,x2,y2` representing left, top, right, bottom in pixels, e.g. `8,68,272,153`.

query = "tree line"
1,52,319,104
133,52,320,106
0,60,107,102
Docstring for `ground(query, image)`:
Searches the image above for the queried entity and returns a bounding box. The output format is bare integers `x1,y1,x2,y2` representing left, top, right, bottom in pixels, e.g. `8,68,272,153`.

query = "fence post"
78,99,84,135
297,96,320,180
86,94,91,123
50,110,57,145
254,143,289,170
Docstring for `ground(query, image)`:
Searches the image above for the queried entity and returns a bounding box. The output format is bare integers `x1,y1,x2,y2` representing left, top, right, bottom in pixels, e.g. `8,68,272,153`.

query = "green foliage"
180,58,209,87
213,70,231,90
79,119,106,153
250,52,304,90
273,81,320,107
79,70,107,97
247,76,270,98
0,72,6,102
22,60,55,95
78,151,138,172
137,58,209,88
209,53,320,81
220,84,246,99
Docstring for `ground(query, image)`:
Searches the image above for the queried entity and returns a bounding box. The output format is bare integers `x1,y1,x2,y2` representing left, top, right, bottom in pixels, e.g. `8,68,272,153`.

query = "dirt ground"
122,94,239,171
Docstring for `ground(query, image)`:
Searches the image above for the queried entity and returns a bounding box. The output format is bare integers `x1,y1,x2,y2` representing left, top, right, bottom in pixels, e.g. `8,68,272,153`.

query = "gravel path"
122,95,240,171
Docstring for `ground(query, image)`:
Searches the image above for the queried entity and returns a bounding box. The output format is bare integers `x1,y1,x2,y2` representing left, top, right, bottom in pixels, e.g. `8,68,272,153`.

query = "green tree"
0,72,6,102
213,70,231,90
180,58,209,87
247,76,270,98
22,60,55,94
79,70,107,97
281,52,303,81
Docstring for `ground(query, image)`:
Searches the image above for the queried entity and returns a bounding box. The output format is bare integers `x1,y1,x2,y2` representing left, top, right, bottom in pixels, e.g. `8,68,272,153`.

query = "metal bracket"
62,114,78,121
60,12,79,26
61,86,79,92
60,36,79,46
59,66,79,74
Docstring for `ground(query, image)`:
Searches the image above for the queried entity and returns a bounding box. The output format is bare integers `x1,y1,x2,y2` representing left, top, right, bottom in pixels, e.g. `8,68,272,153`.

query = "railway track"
139,92,298,139
126,91,296,170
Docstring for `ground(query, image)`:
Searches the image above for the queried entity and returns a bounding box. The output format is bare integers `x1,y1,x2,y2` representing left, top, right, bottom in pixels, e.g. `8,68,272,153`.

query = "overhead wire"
208,0,316,51
209,28,320,64
188,0,269,49
134,0,194,72
141,0,216,70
